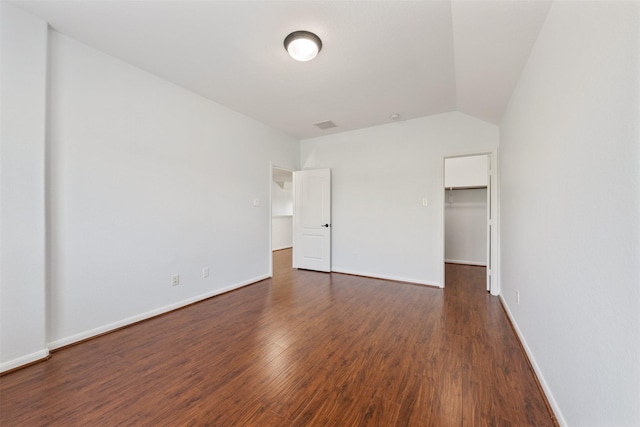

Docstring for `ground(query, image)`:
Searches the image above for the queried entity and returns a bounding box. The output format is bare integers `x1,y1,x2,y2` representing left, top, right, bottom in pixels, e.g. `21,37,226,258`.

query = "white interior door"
293,169,331,272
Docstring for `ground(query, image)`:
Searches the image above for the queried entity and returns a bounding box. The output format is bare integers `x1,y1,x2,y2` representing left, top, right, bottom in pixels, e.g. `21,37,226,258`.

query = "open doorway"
270,166,293,274
443,153,497,293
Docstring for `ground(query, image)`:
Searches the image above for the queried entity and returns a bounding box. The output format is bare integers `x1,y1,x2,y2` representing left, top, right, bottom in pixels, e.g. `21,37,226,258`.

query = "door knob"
321,224,330,227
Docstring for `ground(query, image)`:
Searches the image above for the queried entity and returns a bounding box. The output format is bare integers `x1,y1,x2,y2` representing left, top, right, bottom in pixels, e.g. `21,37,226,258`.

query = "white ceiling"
11,0,552,139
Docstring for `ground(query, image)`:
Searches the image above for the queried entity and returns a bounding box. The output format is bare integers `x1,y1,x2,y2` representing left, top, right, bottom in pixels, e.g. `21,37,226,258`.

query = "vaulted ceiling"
12,0,552,139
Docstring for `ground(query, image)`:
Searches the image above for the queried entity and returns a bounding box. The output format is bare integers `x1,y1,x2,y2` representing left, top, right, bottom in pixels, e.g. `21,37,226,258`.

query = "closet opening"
270,166,294,276
444,154,491,292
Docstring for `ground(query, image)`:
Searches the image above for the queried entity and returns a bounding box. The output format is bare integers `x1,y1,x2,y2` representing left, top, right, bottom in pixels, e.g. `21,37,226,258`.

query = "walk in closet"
272,167,293,251
444,155,488,266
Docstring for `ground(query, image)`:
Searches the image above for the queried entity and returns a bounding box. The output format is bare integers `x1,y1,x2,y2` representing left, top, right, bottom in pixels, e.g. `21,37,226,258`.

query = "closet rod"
445,185,488,190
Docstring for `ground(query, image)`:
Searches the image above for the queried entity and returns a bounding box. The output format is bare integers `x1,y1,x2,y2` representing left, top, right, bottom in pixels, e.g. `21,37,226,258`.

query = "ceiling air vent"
314,120,337,130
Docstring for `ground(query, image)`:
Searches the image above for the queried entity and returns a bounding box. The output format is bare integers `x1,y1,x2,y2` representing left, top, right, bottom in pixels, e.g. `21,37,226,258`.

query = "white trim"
269,162,274,277
0,349,49,373
445,259,487,266
272,245,292,251
47,274,269,351
499,295,567,427
331,268,441,288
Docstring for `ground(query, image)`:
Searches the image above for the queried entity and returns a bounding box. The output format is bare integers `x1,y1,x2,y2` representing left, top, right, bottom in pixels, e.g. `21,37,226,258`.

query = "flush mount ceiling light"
284,31,322,62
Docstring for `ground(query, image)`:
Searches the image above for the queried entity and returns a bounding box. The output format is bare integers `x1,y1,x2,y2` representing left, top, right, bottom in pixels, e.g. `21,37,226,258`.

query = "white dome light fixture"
284,31,322,62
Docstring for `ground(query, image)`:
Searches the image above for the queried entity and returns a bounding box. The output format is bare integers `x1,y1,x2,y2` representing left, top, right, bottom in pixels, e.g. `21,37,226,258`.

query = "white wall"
271,216,292,251
46,32,298,348
444,155,488,188
272,180,293,250
0,3,49,371
300,112,498,286
500,2,639,426
272,180,293,216
445,188,487,265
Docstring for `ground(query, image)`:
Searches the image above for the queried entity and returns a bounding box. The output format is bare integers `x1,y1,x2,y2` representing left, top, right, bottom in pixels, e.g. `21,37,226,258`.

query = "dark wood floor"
0,249,556,426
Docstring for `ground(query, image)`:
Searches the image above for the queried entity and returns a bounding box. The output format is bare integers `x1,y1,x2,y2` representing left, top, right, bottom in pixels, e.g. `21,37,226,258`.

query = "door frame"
269,163,295,277
441,149,500,296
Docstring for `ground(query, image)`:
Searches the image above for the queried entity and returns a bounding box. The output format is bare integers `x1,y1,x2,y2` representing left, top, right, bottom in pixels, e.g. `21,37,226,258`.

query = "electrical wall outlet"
172,275,180,286
202,267,209,278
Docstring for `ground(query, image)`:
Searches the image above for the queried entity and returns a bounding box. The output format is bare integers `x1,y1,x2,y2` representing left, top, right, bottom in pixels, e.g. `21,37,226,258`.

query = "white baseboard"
47,274,270,351
0,348,49,373
445,259,487,266
499,295,567,427
331,268,441,288
272,245,292,251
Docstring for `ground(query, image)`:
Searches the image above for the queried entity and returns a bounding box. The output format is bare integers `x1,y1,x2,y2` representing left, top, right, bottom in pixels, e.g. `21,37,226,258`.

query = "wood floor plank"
0,251,556,426
291,381,400,427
